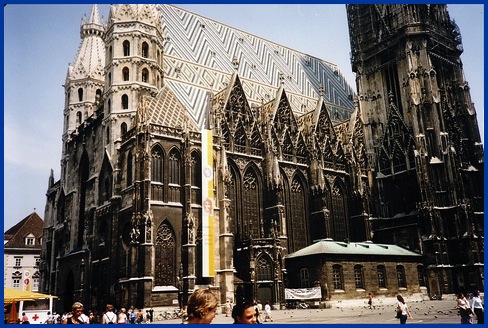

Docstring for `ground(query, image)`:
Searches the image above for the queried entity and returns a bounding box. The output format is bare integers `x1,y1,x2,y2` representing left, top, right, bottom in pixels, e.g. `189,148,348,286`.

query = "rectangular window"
25,237,34,245
35,257,41,267
13,278,20,289
15,258,22,267
300,268,310,288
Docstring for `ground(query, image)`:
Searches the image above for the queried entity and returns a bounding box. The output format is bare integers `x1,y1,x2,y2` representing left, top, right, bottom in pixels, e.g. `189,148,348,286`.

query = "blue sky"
3,4,484,231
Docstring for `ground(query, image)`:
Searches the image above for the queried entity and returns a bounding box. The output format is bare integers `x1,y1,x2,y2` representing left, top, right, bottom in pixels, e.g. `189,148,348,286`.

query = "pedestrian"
21,312,29,324
62,302,87,324
225,300,232,317
396,295,413,324
264,302,273,322
368,293,374,309
118,308,128,324
102,304,117,324
185,288,219,324
46,311,55,324
256,300,263,323
457,292,473,324
136,309,144,324
149,308,154,323
232,301,257,324
253,300,261,324
128,307,136,324
471,290,484,324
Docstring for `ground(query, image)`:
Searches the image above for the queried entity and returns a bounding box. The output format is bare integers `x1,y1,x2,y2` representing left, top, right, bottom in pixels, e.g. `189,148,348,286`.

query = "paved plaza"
151,297,471,324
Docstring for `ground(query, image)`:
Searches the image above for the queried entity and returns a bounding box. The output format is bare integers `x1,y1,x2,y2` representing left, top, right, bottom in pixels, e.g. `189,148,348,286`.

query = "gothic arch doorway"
64,270,74,312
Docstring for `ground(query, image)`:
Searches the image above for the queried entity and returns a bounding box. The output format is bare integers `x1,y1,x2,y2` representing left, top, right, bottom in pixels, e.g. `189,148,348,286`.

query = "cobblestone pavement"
150,298,471,324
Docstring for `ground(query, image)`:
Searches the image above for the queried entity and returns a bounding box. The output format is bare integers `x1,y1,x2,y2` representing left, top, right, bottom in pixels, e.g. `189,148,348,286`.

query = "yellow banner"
201,129,214,277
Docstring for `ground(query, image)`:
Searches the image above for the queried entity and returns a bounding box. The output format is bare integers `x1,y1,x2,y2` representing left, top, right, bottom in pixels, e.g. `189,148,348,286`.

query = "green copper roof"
285,240,422,259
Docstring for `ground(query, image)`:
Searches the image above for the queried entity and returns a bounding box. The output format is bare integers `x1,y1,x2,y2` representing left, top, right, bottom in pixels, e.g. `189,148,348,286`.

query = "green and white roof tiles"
157,4,356,129
286,239,422,259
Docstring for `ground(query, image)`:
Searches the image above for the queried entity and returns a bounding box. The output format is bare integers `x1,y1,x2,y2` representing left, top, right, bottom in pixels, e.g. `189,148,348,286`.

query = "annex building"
39,4,483,313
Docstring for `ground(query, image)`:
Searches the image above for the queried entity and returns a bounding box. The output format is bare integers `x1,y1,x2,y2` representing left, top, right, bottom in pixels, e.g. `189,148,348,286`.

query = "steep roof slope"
4,212,44,249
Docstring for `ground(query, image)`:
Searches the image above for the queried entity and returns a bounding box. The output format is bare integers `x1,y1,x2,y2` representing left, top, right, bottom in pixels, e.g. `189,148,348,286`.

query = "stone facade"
39,4,482,314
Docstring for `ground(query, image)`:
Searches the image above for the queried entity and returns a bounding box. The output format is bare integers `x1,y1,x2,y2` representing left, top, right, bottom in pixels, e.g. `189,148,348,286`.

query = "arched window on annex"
377,265,387,289
354,264,365,290
396,265,407,288
300,268,310,288
332,264,344,291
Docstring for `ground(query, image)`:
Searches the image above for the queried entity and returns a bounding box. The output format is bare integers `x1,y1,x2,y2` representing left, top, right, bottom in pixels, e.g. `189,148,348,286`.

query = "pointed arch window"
155,221,176,286
123,40,130,56
121,122,127,136
78,88,83,102
331,182,348,241
123,67,130,81
108,72,112,85
151,146,164,183
243,168,260,238
142,42,149,58
76,111,82,125
290,175,307,251
121,94,129,109
190,152,201,204
168,149,181,203
108,99,111,113
109,46,113,60
256,256,273,281
127,151,133,187
96,89,102,105
141,68,149,83
106,126,110,144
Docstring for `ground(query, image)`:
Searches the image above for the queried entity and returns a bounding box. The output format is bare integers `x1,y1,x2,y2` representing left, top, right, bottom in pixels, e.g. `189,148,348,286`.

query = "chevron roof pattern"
158,4,356,129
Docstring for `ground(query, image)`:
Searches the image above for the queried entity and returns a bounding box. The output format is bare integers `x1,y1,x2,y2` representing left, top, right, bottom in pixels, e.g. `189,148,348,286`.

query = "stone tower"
104,4,164,156
347,5,484,295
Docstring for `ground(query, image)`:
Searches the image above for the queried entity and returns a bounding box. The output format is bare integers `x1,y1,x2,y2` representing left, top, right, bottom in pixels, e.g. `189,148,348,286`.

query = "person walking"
225,300,232,317
102,304,117,324
117,308,128,324
368,293,374,309
232,301,257,324
184,288,219,324
396,295,413,324
264,302,273,322
457,292,473,324
471,290,484,324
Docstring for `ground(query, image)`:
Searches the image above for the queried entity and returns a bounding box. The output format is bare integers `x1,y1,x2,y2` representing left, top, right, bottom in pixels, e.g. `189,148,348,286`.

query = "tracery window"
332,264,343,290
331,183,347,241
151,146,164,183
256,256,273,281
354,265,365,289
290,176,306,251
190,152,201,204
168,149,181,203
154,222,176,286
126,151,133,187
243,168,260,238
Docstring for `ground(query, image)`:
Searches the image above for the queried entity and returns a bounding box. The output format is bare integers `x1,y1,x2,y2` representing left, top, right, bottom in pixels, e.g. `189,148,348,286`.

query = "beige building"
4,212,43,292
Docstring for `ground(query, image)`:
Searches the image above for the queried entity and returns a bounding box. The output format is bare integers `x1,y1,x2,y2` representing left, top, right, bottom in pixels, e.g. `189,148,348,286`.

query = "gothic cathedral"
40,5,483,312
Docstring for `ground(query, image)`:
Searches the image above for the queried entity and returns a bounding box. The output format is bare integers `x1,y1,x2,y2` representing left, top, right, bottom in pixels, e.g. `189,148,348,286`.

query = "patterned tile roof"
158,4,356,129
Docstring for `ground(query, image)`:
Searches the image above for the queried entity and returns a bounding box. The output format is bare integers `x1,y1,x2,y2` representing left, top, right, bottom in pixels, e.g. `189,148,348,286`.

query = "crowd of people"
17,288,483,324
